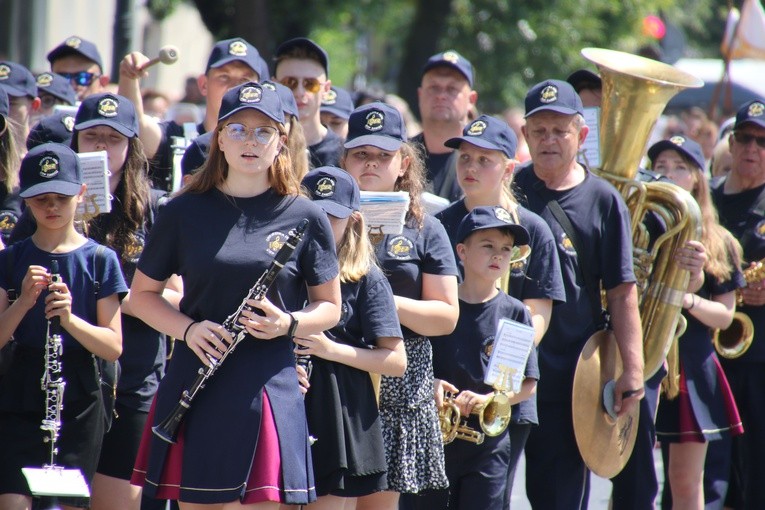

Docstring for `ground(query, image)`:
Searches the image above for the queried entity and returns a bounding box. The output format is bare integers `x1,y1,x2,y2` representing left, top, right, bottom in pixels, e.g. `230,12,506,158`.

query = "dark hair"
71,134,151,262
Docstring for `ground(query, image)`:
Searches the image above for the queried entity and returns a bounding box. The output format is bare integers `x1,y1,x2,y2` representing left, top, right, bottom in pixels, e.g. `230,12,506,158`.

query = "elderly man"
711,99,765,510
513,79,644,509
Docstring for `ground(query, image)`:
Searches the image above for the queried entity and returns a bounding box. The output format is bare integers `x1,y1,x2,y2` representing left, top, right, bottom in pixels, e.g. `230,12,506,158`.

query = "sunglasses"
59,71,100,87
224,123,278,144
732,131,765,149
279,77,323,94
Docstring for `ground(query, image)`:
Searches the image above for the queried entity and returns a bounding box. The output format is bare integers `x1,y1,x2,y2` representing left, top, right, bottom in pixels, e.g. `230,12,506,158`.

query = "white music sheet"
76,151,111,219
22,466,90,497
484,317,535,392
578,106,601,169
360,191,410,235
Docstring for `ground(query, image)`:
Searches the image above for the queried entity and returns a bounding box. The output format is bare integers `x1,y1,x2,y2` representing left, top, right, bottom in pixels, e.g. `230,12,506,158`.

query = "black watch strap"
287,313,299,338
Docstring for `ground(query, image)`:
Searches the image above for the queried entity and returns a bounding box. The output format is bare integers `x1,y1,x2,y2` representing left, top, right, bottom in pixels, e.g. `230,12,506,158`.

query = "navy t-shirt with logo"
372,214,459,338
431,292,539,424
0,186,22,246
514,164,635,402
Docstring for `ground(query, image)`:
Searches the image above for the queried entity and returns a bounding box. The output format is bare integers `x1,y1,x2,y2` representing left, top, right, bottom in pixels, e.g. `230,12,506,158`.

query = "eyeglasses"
223,123,278,144
732,131,765,149
58,71,100,87
279,76,323,93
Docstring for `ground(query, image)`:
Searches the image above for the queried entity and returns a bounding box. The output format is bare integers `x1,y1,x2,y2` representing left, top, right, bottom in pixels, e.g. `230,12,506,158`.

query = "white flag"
721,0,765,60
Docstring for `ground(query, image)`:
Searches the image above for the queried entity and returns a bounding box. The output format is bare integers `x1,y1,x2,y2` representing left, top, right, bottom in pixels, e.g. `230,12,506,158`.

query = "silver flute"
40,260,65,467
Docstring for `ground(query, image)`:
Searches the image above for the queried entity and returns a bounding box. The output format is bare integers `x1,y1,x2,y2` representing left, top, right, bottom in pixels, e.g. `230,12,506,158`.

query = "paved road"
509,449,665,509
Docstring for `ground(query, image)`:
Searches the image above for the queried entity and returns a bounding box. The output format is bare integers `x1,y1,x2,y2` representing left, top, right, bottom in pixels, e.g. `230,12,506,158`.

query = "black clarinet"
153,219,309,443
41,260,65,467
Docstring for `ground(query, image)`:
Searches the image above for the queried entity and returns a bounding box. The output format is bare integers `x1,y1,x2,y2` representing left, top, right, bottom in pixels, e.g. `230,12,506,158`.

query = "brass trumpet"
439,390,512,445
712,259,764,359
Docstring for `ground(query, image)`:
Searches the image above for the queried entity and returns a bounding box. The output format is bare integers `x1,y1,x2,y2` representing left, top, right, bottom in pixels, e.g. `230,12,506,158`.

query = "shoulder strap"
94,244,106,295
533,180,605,325
5,244,16,303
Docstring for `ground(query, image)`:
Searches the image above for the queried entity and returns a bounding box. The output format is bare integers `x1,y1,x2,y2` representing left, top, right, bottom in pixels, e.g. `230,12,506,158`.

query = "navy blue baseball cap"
74,93,139,138
422,50,474,87
261,80,299,119
275,37,329,75
734,100,765,130
302,166,360,219
456,206,530,245
47,36,104,70
525,79,584,118
36,72,77,105
648,135,706,172
344,102,406,151
566,69,602,93
445,114,518,159
19,143,83,198
27,111,76,150
181,131,213,176
218,82,285,124
206,38,263,76
321,86,354,120
0,61,37,98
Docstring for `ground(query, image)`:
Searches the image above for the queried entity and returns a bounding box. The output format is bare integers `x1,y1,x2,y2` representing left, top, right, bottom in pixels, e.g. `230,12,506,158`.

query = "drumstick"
139,46,179,71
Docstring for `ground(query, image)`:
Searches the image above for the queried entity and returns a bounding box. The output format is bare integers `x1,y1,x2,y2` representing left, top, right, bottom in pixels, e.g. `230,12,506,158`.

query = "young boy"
431,206,539,510
273,37,343,168
47,35,110,101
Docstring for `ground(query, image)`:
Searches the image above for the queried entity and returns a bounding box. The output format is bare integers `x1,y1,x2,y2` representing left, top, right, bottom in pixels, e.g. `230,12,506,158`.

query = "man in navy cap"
513,79,644,509
274,37,342,168
118,37,263,190
320,86,354,140
0,61,41,153
33,72,77,124
711,99,765,509
412,50,477,202
48,35,109,101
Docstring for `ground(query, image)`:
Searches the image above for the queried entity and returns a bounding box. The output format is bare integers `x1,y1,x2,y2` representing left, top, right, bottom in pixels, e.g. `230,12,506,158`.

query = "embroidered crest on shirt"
755,219,765,240
387,235,414,260
0,211,18,236
481,335,495,363
122,233,145,264
266,231,287,256
559,232,577,256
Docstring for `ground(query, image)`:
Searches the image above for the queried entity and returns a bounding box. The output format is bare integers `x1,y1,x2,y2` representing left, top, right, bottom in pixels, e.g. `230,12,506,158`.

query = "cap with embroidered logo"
648,136,706,172
525,79,584,118
218,82,284,124
47,36,104,70
74,93,139,138
261,80,299,119
27,111,75,150
275,37,329,75
36,72,77,106
422,50,474,87
734,100,765,130
456,205,530,245
206,38,263,76
445,114,517,159
0,61,37,98
19,143,83,198
321,86,354,120
302,166,360,219
344,102,406,151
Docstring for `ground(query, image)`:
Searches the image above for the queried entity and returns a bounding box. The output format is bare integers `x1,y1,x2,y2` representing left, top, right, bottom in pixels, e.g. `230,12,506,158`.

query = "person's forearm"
607,283,644,377
321,338,406,377
524,298,551,346
395,295,459,336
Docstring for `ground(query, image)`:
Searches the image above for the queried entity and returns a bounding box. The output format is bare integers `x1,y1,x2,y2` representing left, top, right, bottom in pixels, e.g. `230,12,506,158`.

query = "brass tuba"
580,49,703,396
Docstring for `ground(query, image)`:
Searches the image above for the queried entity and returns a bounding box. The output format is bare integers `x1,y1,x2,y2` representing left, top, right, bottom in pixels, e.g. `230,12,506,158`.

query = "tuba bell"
580,48,703,394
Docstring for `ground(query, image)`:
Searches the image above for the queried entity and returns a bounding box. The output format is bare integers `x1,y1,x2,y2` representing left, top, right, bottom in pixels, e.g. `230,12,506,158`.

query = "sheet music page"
360,191,410,235
578,107,601,169
76,151,111,218
484,317,535,392
421,192,450,216
22,466,91,497
52,104,79,117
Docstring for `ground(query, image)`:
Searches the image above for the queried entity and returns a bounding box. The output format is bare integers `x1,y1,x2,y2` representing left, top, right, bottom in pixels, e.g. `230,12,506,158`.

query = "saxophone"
712,259,763,359
153,219,309,443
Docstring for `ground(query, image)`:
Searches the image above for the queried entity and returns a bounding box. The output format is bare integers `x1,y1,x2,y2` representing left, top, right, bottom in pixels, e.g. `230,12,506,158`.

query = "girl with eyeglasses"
648,136,744,509
129,82,341,509
343,103,460,510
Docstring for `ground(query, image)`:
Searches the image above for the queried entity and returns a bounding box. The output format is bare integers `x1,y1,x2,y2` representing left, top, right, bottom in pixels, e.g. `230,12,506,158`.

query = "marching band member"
341,102,459,510
649,135,744,510
0,143,126,510
129,82,341,508
298,166,406,509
